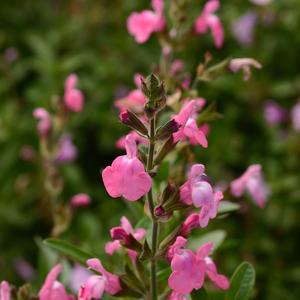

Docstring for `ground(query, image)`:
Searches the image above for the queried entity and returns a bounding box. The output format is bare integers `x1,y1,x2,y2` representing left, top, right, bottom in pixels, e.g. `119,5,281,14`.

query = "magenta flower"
79,258,121,298
64,74,84,112
55,134,78,164
105,216,146,262
127,0,165,43
39,264,74,300
230,164,269,208
102,133,152,201
291,100,300,131
264,100,287,126
229,58,262,80
194,0,224,48
0,281,11,300
173,100,208,147
33,108,52,137
70,193,91,208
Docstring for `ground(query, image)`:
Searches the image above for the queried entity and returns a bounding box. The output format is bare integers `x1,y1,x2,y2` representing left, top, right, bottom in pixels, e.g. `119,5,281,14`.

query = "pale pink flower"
70,193,91,208
102,133,152,201
116,131,148,150
127,0,165,43
33,108,52,137
168,291,189,300
229,58,262,80
55,134,78,164
83,258,121,296
173,100,208,147
291,100,300,131
105,216,146,262
250,0,273,5
0,281,11,300
264,100,287,126
39,264,74,300
230,164,269,208
194,0,224,48
69,264,92,293
64,74,84,112
170,60,184,75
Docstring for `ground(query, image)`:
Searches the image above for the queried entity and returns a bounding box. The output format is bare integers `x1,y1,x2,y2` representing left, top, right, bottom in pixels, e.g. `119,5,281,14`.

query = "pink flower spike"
102,134,152,201
64,74,84,112
0,281,11,300
70,193,91,208
229,58,262,80
39,264,73,300
33,108,52,137
86,259,121,295
194,0,224,48
230,164,269,208
173,100,208,148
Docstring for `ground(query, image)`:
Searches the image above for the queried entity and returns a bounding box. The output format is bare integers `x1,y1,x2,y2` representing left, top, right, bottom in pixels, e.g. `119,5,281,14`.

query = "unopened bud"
180,213,200,237
156,119,181,141
119,110,148,136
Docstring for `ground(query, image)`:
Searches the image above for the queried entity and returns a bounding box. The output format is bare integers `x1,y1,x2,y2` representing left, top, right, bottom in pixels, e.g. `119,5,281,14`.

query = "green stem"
146,117,159,300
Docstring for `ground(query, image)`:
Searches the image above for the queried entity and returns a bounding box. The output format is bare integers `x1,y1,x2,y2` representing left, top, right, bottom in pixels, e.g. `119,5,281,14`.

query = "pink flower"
168,291,189,300
39,264,74,300
116,131,148,150
55,134,78,164
230,164,269,208
33,108,52,137
194,0,224,48
102,133,152,201
70,193,91,208
167,239,229,295
0,281,11,300
64,74,84,112
69,264,92,293
291,100,300,131
229,58,262,80
264,100,287,126
127,0,165,43
173,100,208,147
105,216,146,262
80,258,121,297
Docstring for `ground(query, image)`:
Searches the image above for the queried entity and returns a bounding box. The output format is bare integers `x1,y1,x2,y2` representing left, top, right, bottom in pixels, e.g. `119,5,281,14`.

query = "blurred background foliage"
0,0,300,299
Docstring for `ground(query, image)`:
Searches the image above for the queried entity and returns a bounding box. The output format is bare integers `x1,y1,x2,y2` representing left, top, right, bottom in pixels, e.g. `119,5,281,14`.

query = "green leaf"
188,230,226,252
44,238,95,265
218,201,240,215
225,262,256,300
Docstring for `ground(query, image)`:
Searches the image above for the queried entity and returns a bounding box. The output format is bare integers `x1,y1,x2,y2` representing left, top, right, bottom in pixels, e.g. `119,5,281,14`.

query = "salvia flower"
64,74,84,112
70,193,91,208
194,0,224,48
116,131,148,150
33,108,52,137
230,164,269,208
229,58,262,80
69,264,92,293
291,100,300,131
79,258,121,299
173,100,208,148
102,133,152,201
105,216,146,261
39,264,74,300
127,0,165,43
0,281,11,300
55,134,78,164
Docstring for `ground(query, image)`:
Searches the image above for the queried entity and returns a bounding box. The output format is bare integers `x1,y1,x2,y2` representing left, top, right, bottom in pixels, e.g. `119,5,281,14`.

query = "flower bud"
156,119,181,141
119,110,148,136
180,213,199,237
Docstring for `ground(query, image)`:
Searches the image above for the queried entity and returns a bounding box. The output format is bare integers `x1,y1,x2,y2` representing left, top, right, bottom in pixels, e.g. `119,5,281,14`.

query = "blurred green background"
0,0,300,299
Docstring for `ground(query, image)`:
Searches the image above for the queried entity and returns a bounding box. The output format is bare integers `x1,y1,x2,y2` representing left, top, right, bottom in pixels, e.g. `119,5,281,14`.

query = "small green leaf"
44,238,95,265
218,201,240,215
225,262,256,300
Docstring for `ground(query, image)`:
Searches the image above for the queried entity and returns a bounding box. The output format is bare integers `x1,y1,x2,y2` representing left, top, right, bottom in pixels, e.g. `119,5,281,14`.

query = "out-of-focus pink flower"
231,11,257,46
0,281,11,300
14,258,35,281
264,100,287,126
173,100,208,147
3,47,18,63
230,164,269,208
84,258,121,296
116,131,148,150
194,0,224,48
229,58,262,80
69,264,92,293
170,60,184,75
33,108,52,137
64,74,84,112
127,0,165,43
39,264,74,300
70,193,91,208
167,239,229,295
55,135,77,164
102,133,152,201
105,216,146,262
20,145,35,161
291,100,300,131
250,0,273,5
